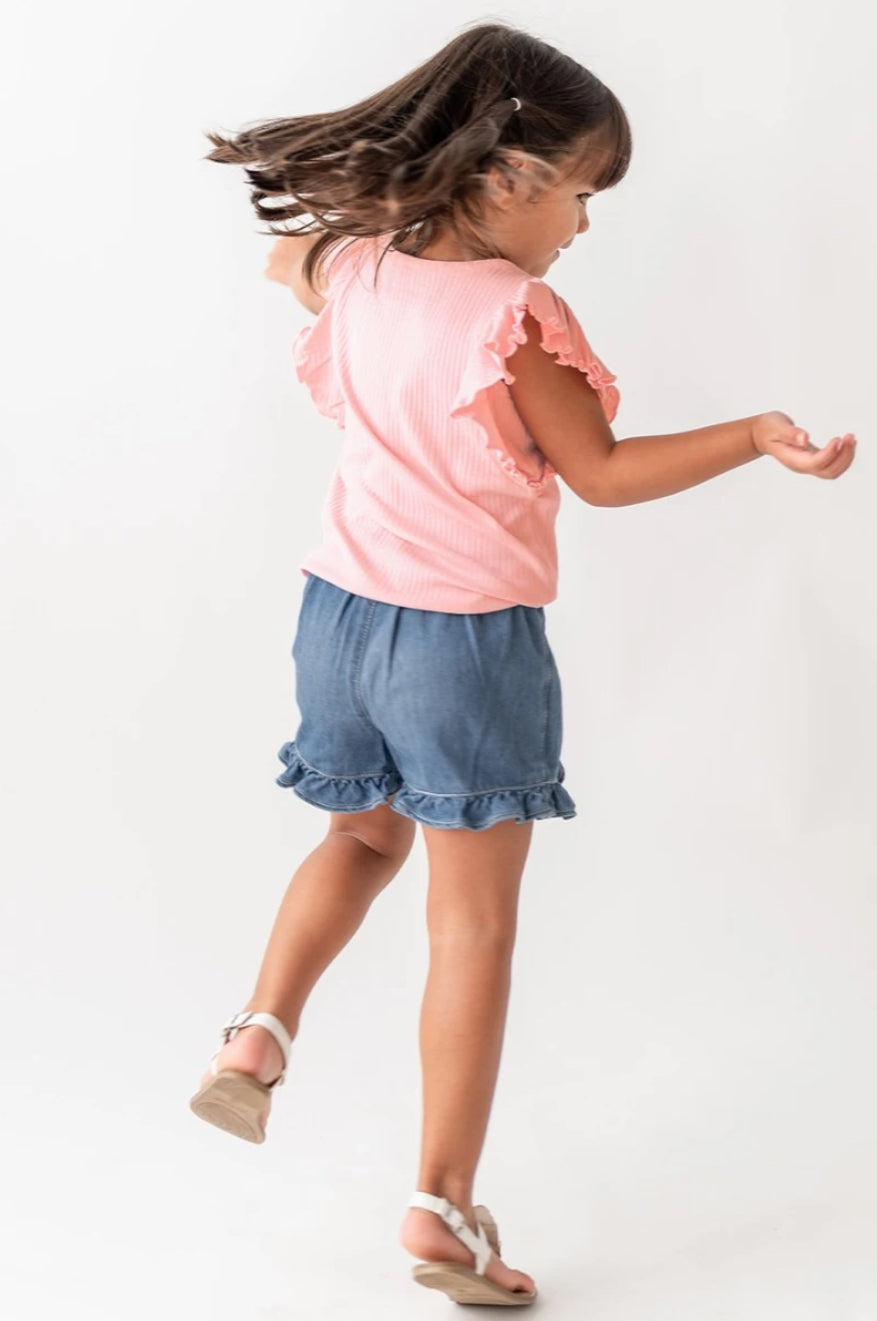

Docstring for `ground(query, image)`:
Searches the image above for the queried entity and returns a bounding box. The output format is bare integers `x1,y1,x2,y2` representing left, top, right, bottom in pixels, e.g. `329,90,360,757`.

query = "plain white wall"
2,3,874,1318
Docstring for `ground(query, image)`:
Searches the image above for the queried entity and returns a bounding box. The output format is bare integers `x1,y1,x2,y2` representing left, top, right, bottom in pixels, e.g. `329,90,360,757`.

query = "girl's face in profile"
480,143,604,277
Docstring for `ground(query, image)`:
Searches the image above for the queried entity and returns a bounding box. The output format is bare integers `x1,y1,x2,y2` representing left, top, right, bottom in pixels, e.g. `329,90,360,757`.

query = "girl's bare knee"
327,793,415,859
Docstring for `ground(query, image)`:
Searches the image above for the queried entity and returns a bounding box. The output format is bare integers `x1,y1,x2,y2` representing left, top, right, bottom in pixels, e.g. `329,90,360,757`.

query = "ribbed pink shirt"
290,234,620,613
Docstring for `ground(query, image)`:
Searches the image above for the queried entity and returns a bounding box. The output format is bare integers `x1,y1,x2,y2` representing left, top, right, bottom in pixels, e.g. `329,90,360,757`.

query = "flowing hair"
203,20,632,292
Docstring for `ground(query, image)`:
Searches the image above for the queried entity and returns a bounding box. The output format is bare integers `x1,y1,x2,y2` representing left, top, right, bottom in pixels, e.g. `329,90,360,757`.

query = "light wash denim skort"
275,572,577,832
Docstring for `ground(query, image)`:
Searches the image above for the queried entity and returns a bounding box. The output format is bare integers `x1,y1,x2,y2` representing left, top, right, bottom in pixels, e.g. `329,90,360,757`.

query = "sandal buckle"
221,1011,252,1043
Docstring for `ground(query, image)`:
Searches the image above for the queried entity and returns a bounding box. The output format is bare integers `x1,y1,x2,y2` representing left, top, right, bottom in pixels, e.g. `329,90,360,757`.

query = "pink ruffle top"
288,234,620,613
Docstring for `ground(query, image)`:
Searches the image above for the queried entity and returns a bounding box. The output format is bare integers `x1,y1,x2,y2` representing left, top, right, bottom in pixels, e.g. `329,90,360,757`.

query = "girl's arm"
599,415,761,506
264,235,328,314
507,312,854,505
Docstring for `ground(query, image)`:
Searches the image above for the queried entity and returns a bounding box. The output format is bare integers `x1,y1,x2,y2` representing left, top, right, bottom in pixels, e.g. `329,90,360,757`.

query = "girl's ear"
484,157,526,209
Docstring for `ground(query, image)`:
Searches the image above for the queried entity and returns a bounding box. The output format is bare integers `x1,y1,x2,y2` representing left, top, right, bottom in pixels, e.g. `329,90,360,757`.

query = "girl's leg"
399,817,537,1296
198,799,415,1115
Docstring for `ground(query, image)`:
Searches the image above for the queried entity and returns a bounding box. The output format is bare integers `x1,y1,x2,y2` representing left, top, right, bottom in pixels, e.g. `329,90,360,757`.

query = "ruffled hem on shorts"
390,775,577,830
275,741,401,810
276,742,576,830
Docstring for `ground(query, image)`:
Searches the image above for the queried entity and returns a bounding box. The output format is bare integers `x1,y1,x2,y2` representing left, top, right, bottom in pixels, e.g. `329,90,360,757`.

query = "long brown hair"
203,20,632,292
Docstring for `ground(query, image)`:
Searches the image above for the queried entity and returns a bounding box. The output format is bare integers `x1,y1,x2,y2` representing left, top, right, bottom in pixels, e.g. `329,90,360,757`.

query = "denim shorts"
275,572,577,832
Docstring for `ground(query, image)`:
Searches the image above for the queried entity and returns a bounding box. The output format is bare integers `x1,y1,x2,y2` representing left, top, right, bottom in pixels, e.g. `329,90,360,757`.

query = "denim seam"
291,746,399,782
541,660,551,778
391,804,566,828
396,774,562,797
292,747,559,796
539,614,553,779
351,599,378,726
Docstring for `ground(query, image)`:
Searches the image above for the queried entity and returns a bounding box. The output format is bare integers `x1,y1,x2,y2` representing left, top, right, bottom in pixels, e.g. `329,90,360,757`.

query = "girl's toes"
487,1258,536,1295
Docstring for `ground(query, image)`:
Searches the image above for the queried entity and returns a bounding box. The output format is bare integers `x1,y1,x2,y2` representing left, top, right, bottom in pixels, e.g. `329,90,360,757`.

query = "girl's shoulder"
291,234,620,429
453,267,621,427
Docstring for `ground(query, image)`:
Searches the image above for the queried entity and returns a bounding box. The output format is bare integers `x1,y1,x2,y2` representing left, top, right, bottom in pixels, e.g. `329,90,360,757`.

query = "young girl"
190,21,857,1307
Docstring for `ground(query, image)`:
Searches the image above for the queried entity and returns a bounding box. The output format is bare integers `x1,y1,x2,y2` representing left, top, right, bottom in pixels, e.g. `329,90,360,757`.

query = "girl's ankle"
414,1182,476,1219
220,1025,285,1084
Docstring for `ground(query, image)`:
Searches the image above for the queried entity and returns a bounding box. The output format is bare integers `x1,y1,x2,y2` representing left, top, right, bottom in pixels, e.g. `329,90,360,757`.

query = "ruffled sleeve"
450,277,620,490
291,306,345,429
289,237,371,431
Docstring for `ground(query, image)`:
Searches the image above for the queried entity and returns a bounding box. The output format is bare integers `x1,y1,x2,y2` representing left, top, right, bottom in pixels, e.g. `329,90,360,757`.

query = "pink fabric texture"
285,234,620,612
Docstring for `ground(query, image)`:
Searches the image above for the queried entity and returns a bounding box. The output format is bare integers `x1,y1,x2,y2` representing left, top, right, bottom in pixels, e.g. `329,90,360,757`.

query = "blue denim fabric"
275,572,576,831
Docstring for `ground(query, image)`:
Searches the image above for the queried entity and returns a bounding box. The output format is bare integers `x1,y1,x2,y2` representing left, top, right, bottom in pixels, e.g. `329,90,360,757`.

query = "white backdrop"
2,3,874,1318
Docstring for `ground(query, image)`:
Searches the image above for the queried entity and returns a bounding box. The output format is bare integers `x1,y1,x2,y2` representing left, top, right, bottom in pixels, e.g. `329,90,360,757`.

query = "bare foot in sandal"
399,1204,536,1297
192,1014,291,1138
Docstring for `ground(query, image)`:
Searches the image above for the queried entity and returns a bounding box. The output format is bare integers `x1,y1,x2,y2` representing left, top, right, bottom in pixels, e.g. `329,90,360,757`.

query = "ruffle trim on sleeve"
450,277,620,492
291,310,345,429
289,237,376,430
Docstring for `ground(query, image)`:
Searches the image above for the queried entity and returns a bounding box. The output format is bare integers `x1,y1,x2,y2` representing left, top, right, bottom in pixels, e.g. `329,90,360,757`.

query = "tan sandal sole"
411,1206,536,1306
189,1069,272,1143
411,1261,537,1305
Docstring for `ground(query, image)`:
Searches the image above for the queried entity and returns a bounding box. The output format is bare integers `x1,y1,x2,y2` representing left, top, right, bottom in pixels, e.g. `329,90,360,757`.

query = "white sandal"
189,1010,292,1144
408,1191,537,1306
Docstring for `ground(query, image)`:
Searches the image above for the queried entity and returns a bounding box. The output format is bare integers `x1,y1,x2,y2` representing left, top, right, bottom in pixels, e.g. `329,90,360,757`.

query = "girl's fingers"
814,438,856,477
825,435,853,459
810,439,842,466
787,435,842,465
797,437,849,474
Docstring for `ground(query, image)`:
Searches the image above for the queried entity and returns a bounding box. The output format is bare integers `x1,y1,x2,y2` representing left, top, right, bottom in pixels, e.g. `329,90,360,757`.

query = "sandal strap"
408,1191,493,1276
210,1010,292,1087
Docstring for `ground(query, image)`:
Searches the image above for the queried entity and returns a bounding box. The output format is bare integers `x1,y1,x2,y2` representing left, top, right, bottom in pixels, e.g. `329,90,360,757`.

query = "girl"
190,21,856,1308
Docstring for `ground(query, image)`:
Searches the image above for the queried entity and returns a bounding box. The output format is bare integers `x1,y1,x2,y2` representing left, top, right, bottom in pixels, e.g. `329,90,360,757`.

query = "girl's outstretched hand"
752,410,857,478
